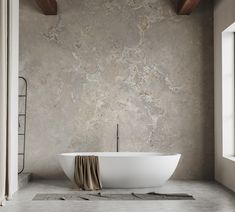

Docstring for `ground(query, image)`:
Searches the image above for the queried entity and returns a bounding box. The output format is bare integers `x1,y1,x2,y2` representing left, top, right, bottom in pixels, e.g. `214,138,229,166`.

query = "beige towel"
74,156,102,190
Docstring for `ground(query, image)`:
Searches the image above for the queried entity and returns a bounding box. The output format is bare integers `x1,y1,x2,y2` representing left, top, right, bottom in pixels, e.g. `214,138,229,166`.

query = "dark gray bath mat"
33,192,194,201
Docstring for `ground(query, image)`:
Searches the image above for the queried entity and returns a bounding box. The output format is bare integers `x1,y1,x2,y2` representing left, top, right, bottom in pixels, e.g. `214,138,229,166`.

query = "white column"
0,0,19,204
7,0,19,197
0,0,8,206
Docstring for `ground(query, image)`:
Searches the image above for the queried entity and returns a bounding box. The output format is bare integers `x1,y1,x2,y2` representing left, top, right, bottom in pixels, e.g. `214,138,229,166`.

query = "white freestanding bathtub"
58,152,181,188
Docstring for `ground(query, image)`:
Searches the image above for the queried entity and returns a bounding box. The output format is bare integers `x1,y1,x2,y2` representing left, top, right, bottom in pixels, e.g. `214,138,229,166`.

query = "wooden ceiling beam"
35,0,57,15
178,0,200,15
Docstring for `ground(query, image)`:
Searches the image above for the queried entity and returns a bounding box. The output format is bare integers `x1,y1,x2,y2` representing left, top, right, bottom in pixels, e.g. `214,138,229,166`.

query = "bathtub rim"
58,152,181,158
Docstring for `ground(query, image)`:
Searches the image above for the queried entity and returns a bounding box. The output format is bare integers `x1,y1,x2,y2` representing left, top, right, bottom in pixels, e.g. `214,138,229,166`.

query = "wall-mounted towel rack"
18,76,28,174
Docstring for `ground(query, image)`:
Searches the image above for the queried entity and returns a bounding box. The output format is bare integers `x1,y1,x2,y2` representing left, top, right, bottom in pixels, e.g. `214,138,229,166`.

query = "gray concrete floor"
0,180,235,212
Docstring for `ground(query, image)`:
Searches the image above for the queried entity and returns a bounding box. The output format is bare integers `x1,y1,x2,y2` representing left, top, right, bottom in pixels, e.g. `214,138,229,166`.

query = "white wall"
214,0,235,192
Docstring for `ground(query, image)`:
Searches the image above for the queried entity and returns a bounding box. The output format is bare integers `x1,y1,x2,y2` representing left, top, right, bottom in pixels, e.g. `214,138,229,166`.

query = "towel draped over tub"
74,156,102,190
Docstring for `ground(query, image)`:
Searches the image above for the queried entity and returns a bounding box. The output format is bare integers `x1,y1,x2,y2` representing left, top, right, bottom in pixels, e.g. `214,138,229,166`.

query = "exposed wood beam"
178,0,200,15
35,0,57,15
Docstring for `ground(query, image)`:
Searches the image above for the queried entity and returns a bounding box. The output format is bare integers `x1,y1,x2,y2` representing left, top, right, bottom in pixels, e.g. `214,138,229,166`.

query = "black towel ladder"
18,76,27,174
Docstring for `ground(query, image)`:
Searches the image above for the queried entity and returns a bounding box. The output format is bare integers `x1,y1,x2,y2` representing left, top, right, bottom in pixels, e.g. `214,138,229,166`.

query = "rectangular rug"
33,192,194,201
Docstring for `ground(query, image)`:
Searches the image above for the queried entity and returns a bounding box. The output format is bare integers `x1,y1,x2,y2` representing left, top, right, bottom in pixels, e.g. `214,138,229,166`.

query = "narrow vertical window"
222,23,235,158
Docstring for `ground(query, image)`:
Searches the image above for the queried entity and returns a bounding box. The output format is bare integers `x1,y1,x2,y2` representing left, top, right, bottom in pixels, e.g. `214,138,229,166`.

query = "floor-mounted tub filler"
59,152,181,188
